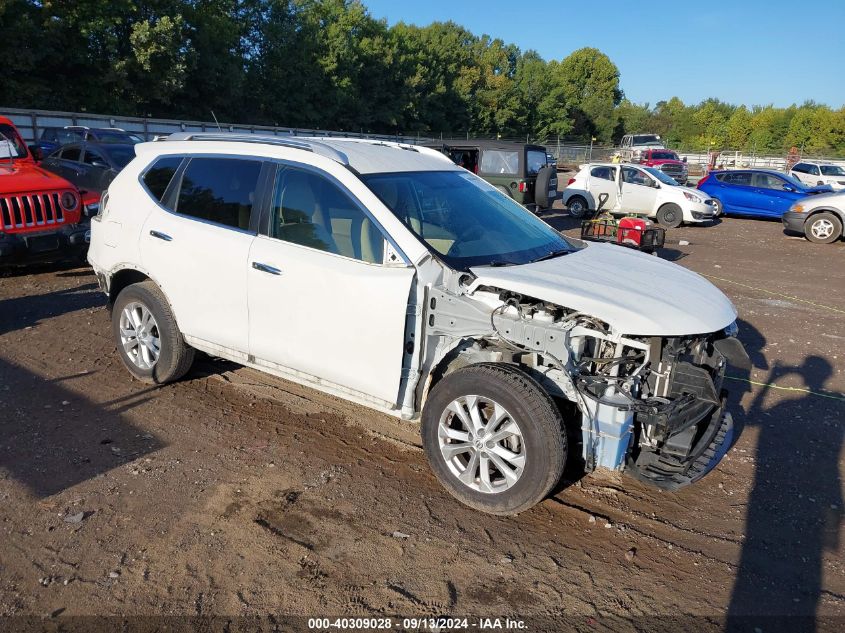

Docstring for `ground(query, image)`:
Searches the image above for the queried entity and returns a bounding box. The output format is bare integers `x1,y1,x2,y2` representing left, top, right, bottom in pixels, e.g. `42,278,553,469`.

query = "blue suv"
697,169,832,218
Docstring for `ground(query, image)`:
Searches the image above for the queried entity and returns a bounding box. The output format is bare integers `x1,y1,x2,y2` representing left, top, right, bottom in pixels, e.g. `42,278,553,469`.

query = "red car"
638,148,688,185
0,116,98,266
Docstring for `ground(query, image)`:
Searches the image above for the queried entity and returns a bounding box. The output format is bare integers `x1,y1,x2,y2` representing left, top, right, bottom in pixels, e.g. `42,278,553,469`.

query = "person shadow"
726,354,843,632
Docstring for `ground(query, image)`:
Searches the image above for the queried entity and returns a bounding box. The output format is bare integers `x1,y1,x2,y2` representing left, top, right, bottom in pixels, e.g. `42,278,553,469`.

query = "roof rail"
161,132,349,166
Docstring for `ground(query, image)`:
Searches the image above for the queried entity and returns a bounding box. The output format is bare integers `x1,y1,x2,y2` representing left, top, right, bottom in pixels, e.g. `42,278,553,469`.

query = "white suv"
788,160,845,191
88,134,747,514
562,163,718,227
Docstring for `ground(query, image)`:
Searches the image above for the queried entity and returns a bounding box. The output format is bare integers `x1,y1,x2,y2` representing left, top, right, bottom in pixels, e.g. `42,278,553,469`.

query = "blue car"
697,169,832,218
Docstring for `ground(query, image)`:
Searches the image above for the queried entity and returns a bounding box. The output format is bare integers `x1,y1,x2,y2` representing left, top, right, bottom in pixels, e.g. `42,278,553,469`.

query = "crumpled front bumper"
626,394,734,491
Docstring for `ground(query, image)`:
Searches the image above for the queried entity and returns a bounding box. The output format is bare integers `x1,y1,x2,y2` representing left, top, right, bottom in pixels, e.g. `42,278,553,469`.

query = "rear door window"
174,157,262,230
480,150,519,175
590,166,615,181
83,148,107,166
143,156,183,202
717,172,752,186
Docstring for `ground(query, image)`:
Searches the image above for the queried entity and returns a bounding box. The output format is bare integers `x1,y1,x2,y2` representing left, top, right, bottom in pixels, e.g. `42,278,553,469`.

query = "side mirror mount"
782,184,795,192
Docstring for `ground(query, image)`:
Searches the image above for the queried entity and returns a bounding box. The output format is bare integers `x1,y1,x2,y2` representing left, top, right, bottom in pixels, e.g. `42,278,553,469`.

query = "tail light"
567,178,576,186
518,181,527,193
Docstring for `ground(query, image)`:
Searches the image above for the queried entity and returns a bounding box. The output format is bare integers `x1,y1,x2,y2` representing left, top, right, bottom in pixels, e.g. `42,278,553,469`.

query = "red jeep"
0,116,98,266
638,148,688,185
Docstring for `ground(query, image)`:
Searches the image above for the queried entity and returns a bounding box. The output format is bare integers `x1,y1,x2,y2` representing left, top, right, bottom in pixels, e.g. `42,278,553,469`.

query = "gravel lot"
0,211,843,630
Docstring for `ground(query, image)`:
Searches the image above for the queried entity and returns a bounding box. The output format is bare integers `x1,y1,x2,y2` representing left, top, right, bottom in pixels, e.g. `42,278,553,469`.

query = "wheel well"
657,201,681,212
108,269,151,304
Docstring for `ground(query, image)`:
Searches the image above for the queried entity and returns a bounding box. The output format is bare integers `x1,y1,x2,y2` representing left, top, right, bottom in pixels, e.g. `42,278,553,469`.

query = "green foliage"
1,0,842,154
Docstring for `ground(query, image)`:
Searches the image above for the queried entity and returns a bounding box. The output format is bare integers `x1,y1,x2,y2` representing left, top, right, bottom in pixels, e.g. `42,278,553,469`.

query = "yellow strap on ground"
703,274,845,316
725,375,845,402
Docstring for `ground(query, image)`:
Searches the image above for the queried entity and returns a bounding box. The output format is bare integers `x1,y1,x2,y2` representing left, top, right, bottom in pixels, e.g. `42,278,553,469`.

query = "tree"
554,48,622,142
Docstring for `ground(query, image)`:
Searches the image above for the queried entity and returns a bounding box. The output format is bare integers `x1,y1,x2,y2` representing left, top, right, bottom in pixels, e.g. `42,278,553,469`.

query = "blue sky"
362,0,845,109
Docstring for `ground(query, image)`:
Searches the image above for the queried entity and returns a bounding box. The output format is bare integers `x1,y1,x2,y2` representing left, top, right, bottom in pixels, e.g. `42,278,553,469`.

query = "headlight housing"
60,191,79,211
683,191,703,203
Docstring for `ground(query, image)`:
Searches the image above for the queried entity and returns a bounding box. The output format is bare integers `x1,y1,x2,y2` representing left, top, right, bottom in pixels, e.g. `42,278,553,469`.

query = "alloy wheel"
811,218,835,240
438,395,526,494
119,302,161,369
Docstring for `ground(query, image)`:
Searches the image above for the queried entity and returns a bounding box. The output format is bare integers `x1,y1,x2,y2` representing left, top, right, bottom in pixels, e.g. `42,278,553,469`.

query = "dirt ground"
0,210,843,631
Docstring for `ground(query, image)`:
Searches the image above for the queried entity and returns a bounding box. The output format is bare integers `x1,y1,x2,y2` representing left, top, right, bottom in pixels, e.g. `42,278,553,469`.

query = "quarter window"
175,157,261,230
143,156,183,202
269,166,384,264
480,150,519,175
61,147,81,162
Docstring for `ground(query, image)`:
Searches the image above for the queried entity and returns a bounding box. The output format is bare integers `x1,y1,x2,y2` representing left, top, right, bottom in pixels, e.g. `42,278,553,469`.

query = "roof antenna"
211,110,222,132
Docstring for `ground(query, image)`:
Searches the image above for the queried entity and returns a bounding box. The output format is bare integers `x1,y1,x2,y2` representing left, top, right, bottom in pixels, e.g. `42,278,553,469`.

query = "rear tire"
112,281,195,384
567,195,589,218
656,203,683,228
804,212,842,244
421,364,566,515
712,198,724,216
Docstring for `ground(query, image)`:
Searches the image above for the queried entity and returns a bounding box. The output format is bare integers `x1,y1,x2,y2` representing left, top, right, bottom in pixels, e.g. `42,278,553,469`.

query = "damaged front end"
422,283,749,491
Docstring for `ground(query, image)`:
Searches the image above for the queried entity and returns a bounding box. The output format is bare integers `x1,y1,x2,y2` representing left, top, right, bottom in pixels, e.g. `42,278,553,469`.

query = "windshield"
643,167,679,186
633,135,661,146
649,151,678,161
782,172,808,188
363,170,577,271
0,124,28,159
103,145,136,168
820,165,845,176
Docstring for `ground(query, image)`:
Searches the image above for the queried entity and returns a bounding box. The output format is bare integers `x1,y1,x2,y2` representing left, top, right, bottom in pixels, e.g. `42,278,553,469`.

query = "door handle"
149,230,173,242
252,262,282,275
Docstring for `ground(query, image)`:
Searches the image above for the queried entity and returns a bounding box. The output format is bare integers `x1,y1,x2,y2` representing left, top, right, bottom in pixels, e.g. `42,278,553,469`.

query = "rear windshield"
526,150,547,175
480,150,519,175
103,145,136,168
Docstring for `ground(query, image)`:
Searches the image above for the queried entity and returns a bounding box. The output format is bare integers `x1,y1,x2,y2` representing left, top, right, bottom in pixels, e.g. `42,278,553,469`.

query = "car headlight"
789,203,805,213
683,191,703,203
61,191,79,210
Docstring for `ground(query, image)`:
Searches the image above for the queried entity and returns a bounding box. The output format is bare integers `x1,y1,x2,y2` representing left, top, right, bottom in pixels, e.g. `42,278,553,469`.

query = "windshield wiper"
530,249,571,263
487,260,520,267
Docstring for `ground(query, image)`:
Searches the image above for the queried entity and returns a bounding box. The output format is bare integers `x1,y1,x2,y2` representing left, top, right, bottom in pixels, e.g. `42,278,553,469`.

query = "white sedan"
562,163,718,228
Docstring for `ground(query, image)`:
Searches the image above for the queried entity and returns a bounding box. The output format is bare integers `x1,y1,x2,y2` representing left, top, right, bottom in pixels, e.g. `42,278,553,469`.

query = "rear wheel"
567,195,589,218
112,281,195,384
712,198,724,216
656,203,683,228
804,212,842,244
421,364,566,515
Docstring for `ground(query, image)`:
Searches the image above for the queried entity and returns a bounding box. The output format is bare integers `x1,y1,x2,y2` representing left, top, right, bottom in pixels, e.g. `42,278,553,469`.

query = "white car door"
247,164,415,405
586,165,618,209
139,155,263,354
620,166,659,214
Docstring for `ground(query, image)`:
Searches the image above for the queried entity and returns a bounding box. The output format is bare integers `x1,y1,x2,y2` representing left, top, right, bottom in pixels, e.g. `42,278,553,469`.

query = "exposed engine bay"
420,283,750,490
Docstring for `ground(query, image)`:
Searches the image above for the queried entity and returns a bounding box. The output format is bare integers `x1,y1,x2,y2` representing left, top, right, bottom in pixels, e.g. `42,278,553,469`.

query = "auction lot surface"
1,211,843,629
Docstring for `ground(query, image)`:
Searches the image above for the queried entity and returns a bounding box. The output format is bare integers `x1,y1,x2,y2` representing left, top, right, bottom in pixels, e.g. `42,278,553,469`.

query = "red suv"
0,116,98,265
638,148,688,185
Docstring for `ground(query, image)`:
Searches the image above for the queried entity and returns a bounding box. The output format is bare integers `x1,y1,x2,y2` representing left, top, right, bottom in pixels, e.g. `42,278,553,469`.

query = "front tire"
567,195,589,218
804,212,842,244
656,203,683,228
112,281,195,384
421,364,566,515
